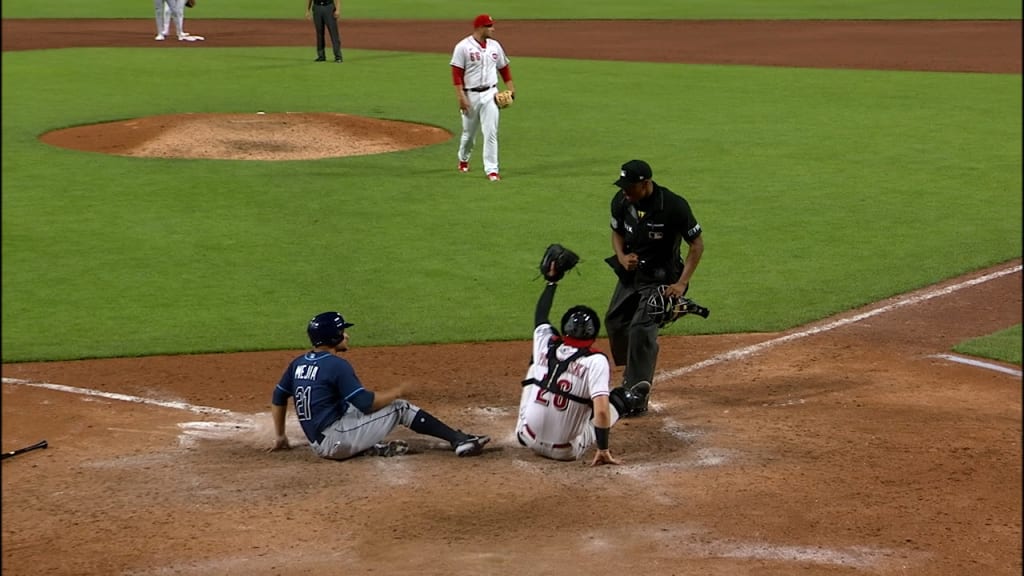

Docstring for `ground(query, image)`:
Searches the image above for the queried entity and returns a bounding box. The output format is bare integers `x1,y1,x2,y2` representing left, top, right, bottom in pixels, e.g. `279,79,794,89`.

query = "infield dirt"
2,18,1021,576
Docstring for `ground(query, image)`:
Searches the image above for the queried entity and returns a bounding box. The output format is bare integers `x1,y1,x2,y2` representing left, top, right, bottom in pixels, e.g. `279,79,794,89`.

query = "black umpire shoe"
610,381,652,418
628,381,652,416
314,57,326,62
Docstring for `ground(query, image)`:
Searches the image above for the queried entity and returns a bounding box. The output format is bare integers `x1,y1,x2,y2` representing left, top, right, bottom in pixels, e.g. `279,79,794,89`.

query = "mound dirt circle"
38,112,452,160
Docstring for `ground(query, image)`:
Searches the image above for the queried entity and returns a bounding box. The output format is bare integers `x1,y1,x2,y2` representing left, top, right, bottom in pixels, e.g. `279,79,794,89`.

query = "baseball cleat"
155,34,166,41
366,440,409,457
454,434,491,457
487,172,501,181
458,161,470,173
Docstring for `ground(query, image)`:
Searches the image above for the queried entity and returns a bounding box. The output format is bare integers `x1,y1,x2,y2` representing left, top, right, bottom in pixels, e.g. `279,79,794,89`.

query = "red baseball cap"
473,14,494,28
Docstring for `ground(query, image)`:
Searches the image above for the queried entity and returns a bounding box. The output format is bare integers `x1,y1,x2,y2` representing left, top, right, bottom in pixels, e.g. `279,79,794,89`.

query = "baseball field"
1,1,1021,574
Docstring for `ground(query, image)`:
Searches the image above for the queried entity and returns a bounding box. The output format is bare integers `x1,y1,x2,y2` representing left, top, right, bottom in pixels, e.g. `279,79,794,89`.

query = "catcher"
515,244,641,467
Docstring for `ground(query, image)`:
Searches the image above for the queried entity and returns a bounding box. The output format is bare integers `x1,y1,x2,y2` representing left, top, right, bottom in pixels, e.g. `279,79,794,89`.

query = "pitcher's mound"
39,112,451,160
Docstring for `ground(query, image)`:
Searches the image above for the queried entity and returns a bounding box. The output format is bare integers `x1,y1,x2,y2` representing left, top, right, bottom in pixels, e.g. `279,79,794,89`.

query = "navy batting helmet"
560,305,600,340
307,311,354,347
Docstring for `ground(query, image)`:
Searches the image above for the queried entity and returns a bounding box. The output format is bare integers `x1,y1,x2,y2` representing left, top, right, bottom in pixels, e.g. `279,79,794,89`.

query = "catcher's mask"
560,305,600,340
307,311,354,347
646,286,710,327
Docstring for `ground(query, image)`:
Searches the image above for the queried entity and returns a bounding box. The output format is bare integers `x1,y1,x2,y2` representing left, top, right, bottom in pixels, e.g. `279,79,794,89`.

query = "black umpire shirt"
609,182,702,284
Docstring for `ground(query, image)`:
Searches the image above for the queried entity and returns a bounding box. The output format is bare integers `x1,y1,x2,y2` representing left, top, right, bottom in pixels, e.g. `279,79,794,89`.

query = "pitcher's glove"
494,90,515,109
540,243,579,282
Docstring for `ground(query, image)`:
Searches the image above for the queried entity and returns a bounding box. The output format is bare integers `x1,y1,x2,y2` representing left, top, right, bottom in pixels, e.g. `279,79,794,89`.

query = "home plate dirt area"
2,18,1022,576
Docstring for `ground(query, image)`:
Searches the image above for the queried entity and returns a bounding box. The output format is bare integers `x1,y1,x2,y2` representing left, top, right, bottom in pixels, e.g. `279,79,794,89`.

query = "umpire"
603,159,704,417
306,0,343,62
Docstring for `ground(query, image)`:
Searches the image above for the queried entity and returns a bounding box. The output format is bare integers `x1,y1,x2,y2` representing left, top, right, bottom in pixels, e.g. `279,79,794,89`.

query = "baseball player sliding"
450,14,515,181
516,246,633,466
268,311,491,460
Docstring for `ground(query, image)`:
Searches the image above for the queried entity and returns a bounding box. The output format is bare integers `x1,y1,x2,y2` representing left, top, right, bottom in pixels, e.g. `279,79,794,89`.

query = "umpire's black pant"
604,281,662,390
312,4,342,60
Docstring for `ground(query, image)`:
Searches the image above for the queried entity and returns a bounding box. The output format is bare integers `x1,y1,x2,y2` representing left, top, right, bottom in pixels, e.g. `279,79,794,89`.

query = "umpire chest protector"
612,184,700,283
521,339,599,406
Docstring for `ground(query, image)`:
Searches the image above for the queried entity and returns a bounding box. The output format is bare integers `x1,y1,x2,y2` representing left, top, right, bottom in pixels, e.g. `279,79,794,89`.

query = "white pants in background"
458,87,502,176
154,0,187,38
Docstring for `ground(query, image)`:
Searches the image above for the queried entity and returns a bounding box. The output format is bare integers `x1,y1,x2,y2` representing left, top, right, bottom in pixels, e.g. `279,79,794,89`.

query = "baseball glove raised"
646,285,710,327
494,90,515,109
540,243,579,282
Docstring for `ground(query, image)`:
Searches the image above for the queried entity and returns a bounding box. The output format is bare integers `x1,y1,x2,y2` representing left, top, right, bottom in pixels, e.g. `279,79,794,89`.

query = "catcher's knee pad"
609,386,631,417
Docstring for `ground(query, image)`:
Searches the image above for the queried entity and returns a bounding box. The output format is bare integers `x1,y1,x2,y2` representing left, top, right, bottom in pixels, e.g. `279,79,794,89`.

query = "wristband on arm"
595,426,610,450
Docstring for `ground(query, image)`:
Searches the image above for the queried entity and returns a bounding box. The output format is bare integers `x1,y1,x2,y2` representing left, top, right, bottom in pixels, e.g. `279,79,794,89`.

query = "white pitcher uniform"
450,34,510,176
517,324,617,461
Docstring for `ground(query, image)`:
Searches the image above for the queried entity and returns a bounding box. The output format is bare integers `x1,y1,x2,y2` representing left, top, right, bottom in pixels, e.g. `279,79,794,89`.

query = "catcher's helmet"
307,311,354,347
560,305,600,340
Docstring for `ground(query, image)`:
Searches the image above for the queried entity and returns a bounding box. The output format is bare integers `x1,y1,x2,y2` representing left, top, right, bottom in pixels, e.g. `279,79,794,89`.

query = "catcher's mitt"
646,285,710,327
540,243,579,282
494,90,515,109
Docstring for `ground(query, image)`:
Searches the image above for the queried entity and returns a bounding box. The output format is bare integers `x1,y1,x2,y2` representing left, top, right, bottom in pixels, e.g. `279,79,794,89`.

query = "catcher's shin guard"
609,386,630,418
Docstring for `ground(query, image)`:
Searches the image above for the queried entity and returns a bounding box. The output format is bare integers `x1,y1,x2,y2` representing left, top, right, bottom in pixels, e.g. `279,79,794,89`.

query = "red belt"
523,424,572,449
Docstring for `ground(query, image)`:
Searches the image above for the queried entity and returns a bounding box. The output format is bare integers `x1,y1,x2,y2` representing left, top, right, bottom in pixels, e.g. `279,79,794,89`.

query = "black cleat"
623,381,652,417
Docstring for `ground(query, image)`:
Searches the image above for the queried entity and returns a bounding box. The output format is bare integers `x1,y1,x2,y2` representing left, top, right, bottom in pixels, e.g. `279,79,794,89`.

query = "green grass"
2,0,1021,20
2,45,1020,361
954,325,1023,365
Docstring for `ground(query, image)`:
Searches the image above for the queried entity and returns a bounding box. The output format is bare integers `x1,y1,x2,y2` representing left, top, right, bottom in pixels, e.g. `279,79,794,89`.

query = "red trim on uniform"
499,65,512,83
562,336,596,349
451,65,465,86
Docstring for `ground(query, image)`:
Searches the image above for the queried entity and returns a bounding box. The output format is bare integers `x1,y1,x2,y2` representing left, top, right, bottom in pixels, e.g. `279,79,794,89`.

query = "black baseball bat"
1,440,48,460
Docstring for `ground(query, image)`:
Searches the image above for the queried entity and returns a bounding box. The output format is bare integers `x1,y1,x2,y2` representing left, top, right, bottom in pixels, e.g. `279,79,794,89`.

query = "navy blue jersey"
271,351,375,443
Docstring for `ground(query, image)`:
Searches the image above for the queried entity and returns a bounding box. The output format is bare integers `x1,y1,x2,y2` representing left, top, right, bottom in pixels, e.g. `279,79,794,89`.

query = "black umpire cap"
614,159,653,188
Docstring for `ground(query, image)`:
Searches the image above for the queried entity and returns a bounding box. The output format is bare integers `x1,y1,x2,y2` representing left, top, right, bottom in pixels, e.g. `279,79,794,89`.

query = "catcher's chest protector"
521,342,595,406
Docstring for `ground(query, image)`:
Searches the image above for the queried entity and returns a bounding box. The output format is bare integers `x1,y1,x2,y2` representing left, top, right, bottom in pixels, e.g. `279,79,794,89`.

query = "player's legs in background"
160,0,171,36
312,6,328,59
325,13,342,60
153,0,166,39
166,0,185,38
479,92,500,175
458,96,481,165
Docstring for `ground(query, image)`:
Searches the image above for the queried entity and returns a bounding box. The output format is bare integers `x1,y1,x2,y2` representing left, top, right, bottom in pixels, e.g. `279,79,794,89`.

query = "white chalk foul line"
1,377,236,417
929,353,1022,378
658,264,1022,382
